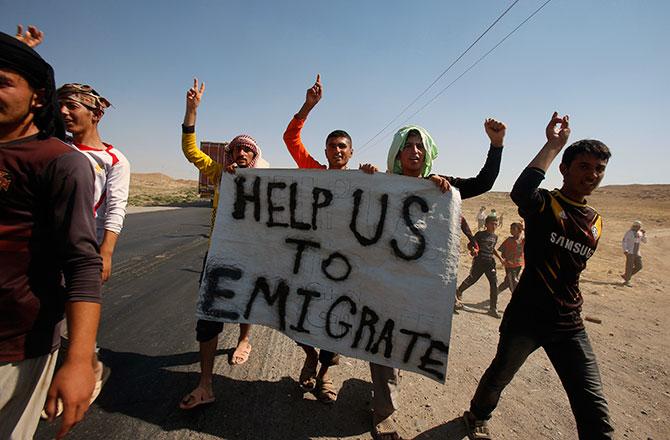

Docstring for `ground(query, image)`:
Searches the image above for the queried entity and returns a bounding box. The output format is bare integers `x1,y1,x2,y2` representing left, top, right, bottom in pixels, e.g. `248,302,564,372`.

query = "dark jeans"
470,328,614,439
457,257,498,310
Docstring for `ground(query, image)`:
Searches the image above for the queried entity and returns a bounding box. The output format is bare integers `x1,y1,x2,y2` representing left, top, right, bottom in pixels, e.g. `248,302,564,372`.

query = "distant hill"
129,173,200,206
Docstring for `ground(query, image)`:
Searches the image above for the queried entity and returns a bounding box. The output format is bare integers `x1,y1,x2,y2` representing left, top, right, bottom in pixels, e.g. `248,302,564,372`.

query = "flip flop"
179,387,215,410
316,377,338,404
230,341,252,365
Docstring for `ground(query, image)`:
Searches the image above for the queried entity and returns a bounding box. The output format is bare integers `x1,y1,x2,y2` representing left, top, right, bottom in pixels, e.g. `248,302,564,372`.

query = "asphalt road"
35,207,379,440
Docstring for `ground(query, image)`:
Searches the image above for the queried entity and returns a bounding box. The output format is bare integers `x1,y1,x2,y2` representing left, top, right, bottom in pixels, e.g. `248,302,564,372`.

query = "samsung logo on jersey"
549,232,594,258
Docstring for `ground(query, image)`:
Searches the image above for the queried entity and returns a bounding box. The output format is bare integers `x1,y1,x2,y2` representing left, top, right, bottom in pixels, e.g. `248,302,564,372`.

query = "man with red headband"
0,29,101,439
55,83,129,409
57,84,130,283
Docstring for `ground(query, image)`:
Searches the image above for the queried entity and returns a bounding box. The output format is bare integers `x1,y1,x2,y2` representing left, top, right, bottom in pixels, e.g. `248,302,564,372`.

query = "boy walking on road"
463,112,614,440
455,214,503,318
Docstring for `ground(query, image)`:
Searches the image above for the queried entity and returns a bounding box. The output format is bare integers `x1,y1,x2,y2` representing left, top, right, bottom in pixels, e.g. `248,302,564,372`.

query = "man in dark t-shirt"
463,113,614,440
0,30,101,439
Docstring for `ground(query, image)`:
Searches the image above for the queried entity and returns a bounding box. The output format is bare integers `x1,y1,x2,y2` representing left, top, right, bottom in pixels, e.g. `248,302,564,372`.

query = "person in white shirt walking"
57,83,130,406
621,220,647,287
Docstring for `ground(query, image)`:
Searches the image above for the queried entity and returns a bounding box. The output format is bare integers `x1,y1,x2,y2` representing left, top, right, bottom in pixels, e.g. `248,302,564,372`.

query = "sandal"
463,410,492,440
298,357,318,391
179,386,215,410
316,377,338,404
231,340,252,365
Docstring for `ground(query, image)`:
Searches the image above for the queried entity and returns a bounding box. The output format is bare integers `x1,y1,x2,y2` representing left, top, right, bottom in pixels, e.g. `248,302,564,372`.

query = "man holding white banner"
282,74,355,403
363,120,505,439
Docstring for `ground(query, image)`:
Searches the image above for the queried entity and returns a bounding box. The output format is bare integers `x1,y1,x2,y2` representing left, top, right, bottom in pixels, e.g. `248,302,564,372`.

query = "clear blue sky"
3,0,668,190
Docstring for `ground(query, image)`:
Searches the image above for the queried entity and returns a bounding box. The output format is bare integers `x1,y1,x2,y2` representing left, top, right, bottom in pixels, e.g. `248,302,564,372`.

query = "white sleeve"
622,231,634,253
104,152,130,234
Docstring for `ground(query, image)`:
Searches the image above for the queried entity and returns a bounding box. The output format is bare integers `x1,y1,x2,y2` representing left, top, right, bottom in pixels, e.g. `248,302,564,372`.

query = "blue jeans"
470,328,614,439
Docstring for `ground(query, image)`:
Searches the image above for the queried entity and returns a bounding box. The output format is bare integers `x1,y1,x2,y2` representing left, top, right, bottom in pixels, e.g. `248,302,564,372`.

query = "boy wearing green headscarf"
367,119,506,440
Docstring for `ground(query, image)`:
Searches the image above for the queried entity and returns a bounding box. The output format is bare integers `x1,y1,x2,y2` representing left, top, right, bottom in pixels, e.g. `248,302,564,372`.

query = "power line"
358,0,521,150
358,0,554,156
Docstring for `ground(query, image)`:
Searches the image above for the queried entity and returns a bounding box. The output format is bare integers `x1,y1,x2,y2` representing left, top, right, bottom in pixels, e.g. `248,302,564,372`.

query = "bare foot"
299,355,318,390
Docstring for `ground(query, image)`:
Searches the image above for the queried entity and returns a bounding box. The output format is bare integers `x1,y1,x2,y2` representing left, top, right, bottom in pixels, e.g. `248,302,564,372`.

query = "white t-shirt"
76,143,130,243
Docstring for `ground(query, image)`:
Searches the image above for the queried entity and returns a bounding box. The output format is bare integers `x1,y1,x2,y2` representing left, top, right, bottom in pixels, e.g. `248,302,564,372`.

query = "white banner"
197,169,461,382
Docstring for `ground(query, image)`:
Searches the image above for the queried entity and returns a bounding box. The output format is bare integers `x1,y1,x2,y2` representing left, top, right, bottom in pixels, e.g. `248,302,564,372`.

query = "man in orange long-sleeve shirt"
283,74,353,171
282,74,356,405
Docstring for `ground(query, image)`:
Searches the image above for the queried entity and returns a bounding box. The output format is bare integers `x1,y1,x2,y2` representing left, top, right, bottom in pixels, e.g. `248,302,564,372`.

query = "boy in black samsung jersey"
463,113,614,439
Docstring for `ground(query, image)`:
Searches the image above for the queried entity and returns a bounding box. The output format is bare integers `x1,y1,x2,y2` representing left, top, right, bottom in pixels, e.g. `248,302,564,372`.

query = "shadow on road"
40,348,373,439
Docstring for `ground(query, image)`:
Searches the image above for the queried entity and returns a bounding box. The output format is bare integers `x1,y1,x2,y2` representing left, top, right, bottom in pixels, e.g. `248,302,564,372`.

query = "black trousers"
457,257,498,310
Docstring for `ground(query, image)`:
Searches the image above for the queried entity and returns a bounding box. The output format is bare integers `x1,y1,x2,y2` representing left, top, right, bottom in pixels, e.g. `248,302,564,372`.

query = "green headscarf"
386,125,439,177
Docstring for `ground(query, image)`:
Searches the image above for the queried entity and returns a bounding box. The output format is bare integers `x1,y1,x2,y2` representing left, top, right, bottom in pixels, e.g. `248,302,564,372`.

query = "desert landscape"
127,174,669,439
128,173,201,207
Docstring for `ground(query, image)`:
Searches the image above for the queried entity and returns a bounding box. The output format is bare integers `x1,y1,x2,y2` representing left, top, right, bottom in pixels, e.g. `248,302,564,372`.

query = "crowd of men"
1,25,617,440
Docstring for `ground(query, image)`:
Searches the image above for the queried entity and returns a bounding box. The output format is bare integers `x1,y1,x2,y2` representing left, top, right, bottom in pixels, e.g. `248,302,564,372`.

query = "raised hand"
186,78,206,112
545,111,570,149
484,118,506,148
15,24,44,48
305,74,322,108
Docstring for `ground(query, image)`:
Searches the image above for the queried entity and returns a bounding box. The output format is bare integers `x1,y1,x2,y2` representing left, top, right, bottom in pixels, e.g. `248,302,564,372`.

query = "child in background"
477,206,487,230
497,222,525,294
456,214,503,318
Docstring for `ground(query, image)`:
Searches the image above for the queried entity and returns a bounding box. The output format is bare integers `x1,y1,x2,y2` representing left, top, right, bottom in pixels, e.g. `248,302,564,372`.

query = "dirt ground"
307,184,669,440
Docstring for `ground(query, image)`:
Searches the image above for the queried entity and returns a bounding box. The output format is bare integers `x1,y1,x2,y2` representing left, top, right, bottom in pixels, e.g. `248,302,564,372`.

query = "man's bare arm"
45,301,101,439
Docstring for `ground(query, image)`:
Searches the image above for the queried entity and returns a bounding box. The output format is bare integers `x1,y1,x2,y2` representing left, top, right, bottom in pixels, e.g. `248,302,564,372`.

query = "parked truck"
197,140,228,198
